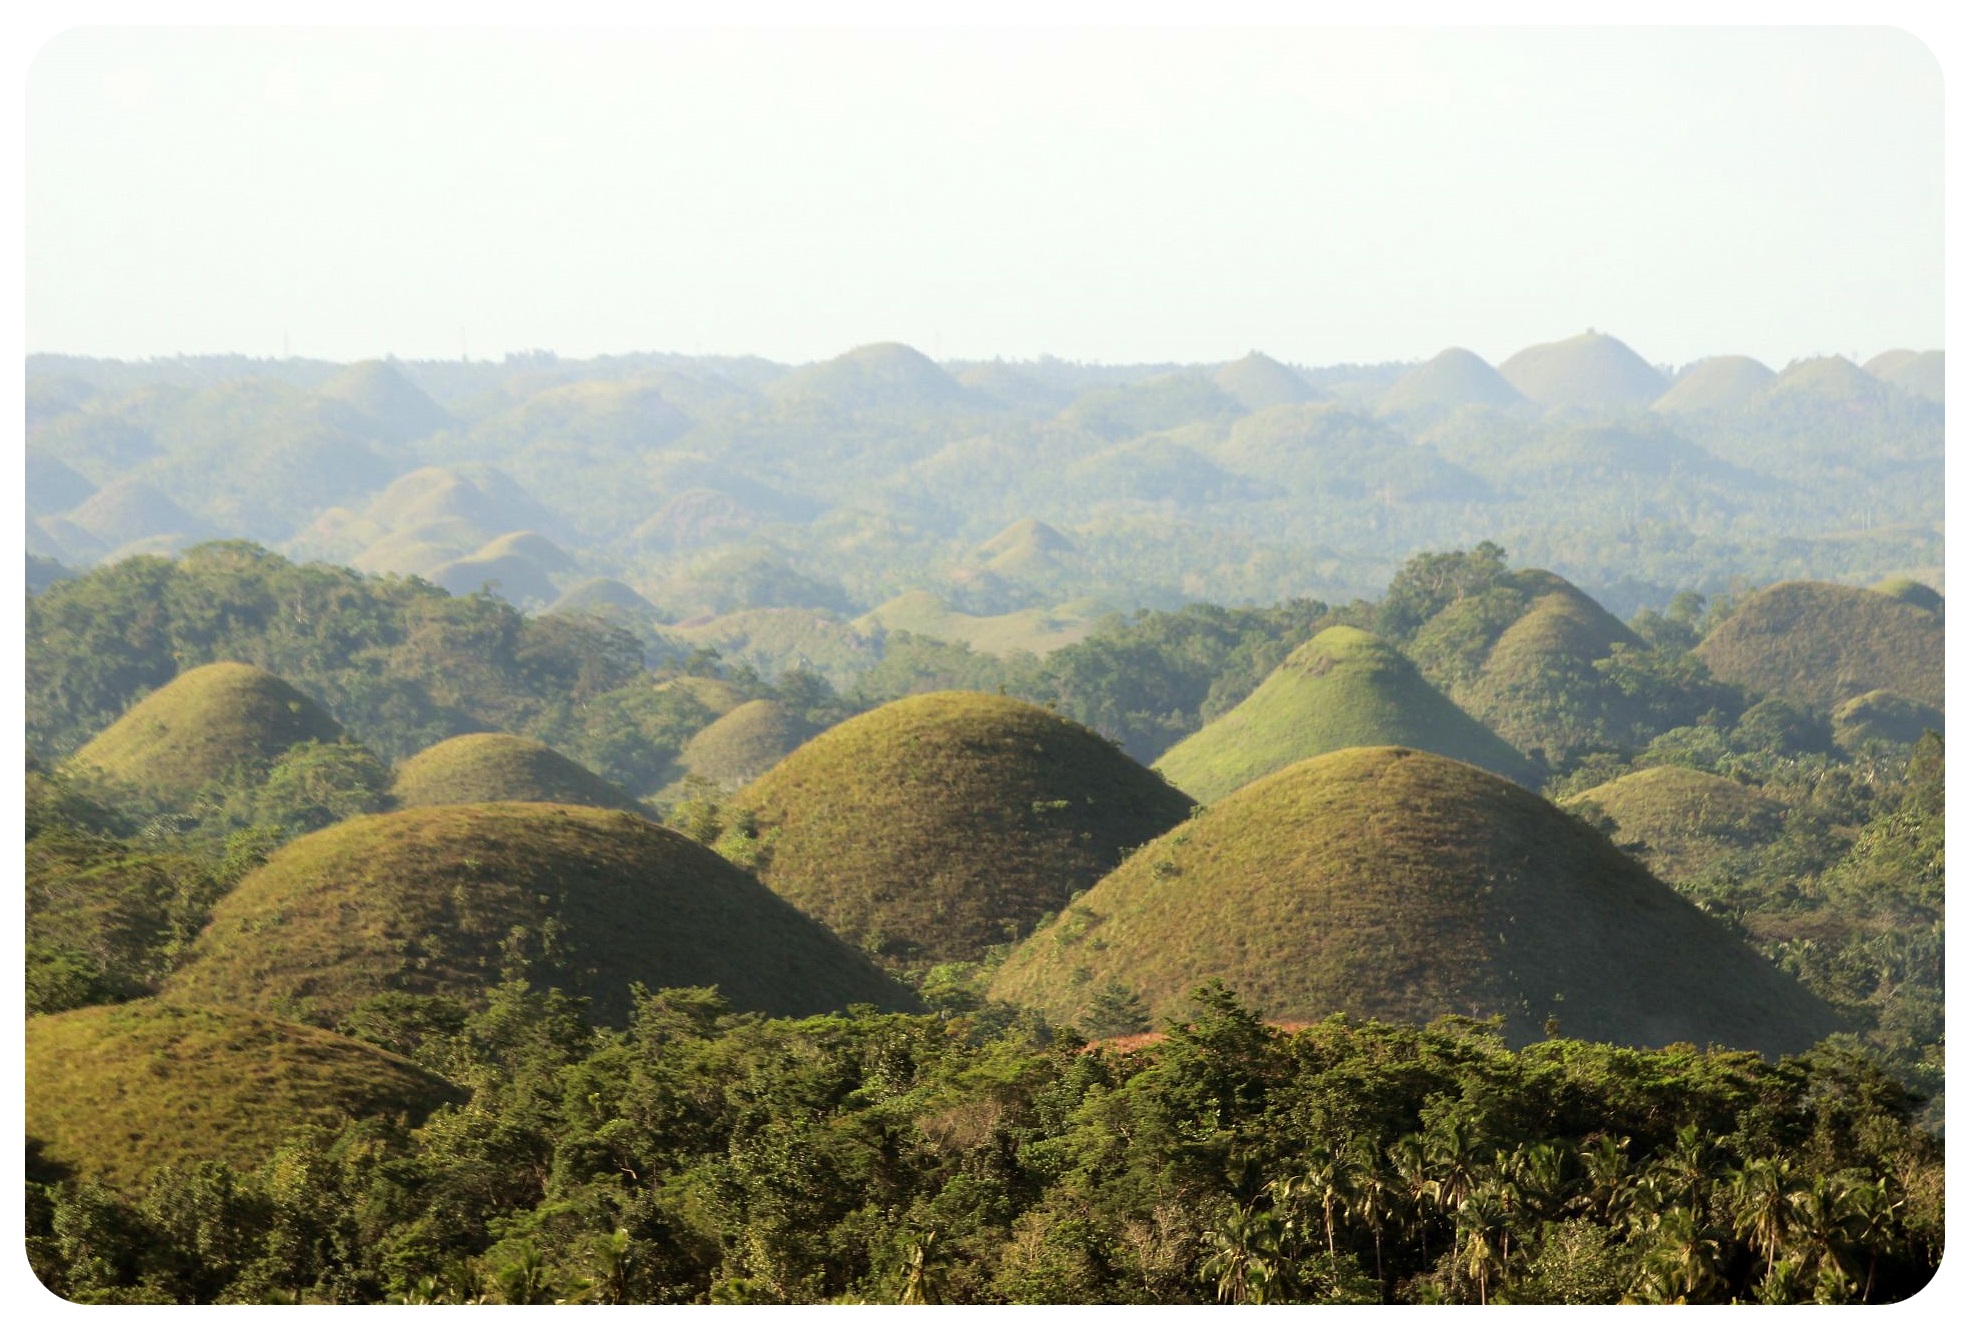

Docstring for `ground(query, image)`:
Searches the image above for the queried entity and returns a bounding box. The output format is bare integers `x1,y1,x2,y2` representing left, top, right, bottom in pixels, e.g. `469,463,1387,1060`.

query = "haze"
27,25,1942,367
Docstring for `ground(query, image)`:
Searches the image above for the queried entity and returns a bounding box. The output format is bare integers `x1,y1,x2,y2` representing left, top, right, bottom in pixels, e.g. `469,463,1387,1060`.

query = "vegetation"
990,746,1838,1053
389,732,648,815
1563,766,1785,884
1154,625,1537,801
728,692,1194,967
162,802,917,1027
1694,581,1943,711
675,700,817,791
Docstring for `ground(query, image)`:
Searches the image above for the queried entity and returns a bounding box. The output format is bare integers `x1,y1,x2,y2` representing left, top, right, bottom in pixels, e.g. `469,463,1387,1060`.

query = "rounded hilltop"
390,731,648,814
1694,580,1943,711
990,746,1839,1055
1154,624,1538,802
678,700,818,789
162,802,916,1027
68,661,343,807
1564,765,1786,884
730,691,1194,966
26,1000,462,1192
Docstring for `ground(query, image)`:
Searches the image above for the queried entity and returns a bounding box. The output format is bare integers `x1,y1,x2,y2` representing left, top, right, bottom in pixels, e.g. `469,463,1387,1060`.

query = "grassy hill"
1831,690,1945,750
1869,575,1943,617
1863,348,1943,403
1694,580,1944,710
1377,347,1525,416
1564,765,1786,883
390,732,648,814
1153,625,1537,801
1212,351,1317,411
854,590,1094,657
316,359,454,443
26,1000,461,1191
730,691,1194,965
989,746,1839,1053
1497,332,1668,410
678,699,817,789
161,802,915,1026
68,662,344,807
768,342,971,412
1652,355,1775,415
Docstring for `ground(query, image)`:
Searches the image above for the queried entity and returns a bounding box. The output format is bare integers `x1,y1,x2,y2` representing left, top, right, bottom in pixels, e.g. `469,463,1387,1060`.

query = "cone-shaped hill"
391,732,648,814
66,479,212,549
730,692,1195,965
1652,356,1775,415
1694,581,1943,710
1870,576,1943,618
1863,348,1943,403
1832,690,1945,750
317,359,453,442
1497,332,1668,410
69,662,344,807
27,1000,462,1191
1153,626,1538,802
162,803,915,1026
679,700,818,789
1213,352,1318,411
1564,766,1786,883
1377,347,1525,417
769,342,970,412
989,747,1840,1053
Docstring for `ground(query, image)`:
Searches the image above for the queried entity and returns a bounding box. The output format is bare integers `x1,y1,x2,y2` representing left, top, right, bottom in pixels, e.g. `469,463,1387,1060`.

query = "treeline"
25,983,1942,1304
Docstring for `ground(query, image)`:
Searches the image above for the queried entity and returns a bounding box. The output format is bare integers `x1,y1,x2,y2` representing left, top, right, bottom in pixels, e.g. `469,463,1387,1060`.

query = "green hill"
1212,351,1317,411
27,1000,461,1191
390,732,648,814
1377,347,1524,416
161,802,915,1026
1652,355,1775,415
316,359,453,442
730,691,1194,965
1869,575,1943,617
768,342,970,412
989,746,1839,1053
854,590,1094,657
69,662,344,807
977,518,1079,580
1694,580,1943,710
1153,625,1537,801
1564,765,1786,883
678,700,818,789
66,479,211,550
1058,372,1243,440
1497,332,1668,410
1831,690,1945,750
1863,348,1943,403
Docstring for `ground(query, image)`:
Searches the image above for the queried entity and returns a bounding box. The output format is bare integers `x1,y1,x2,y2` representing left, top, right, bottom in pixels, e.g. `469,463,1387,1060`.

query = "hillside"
1652,356,1775,415
677,699,817,789
1212,351,1318,411
1831,690,1945,750
1496,332,1668,410
730,691,1194,965
1694,580,1944,709
161,802,916,1026
1863,348,1943,403
854,590,1093,657
68,662,344,807
989,746,1839,1052
1153,625,1538,801
27,1000,461,1191
1377,347,1525,416
1564,765,1786,883
390,732,648,814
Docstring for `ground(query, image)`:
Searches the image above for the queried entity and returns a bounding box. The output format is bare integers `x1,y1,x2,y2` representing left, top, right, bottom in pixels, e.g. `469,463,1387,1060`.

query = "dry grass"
390,731,648,815
1695,580,1943,709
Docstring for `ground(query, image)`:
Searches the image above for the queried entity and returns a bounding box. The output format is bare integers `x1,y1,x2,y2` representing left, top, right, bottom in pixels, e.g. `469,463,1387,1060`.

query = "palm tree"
1784,1174,1856,1294
1841,1176,1901,1302
1637,1205,1721,1303
1455,1186,1510,1305
584,1227,634,1305
1576,1134,1632,1225
1659,1123,1713,1215
1201,1203,1283,1305
1726,1156,1794,1282
1389,1134,1439,1263
1426,1116,1484,1217
899,1229,940,1305
1346,1140,1394,1296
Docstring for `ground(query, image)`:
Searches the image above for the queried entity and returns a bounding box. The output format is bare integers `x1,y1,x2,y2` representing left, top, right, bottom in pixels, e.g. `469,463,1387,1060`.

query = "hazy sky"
26,25,1943,369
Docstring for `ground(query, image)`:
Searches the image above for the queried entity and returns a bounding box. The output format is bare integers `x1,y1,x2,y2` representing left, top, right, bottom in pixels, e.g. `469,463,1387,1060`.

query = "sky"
24,24,1945,370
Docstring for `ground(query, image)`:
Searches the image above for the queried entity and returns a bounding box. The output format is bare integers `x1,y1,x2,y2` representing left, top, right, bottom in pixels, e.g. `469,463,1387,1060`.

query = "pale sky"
25,24,1944,369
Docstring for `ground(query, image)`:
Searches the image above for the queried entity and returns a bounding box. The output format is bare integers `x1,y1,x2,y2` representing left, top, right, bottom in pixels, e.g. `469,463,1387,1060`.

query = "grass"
1496,332,1668,409
1212,351,1317,411
1451,580,1643,764
1651,356,1775,415
68,661,344,808
390,732,649,814
1564,765,1786,883
989,745,1839,1054
1153,624,1539,802
1377,347,1524,415
731,691,1194,966
1869,576,1943,617
161,801,916,1027
853,591,1095,658
1831,689,1945,750
26,999,461,1191
1694,580,1944,710
679,700,818,789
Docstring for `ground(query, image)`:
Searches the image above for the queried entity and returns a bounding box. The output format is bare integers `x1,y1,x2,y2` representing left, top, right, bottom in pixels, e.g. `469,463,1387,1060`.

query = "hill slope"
390,732,648,814
989,746,1839,1052
678,700,818,789
162,802,915,1025
1694,581,1944,710
1153,626,1537,801
1497,332,1668,410
1652,356,1775,415
731,691,1194,965
26,1000,461,1191
69,662,344,806
1377,347,1525,416
1565,765,1786,883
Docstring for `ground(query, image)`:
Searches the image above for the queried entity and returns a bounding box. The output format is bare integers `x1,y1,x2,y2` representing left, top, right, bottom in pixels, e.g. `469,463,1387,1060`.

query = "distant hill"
1653,356,1775,415
678,699,818,789
1058,372,1244,440
954,362,1075,412
550,576,664,618
25,450,94,516
65,479,212,551
1870,576,1943,617
1695,580,1943,710
1154,625,1538,801
1213,352,1318,412
1216,402,1490,502
1377,347,1525,417
976,517,1079,581
162,802,917,1026
1565,765,1786,883
69,662,344,808
1497,332,1668,410
317,359,454,443
989,746,1840,1052
1831,690,1944,750
1764,356,1896,408
27,1000,462,1191
390,732,648,814
428,530,574,606
363,465,557,538
855,590,1093,657
769,342,971,412
492,378,694,450
731,691,1194,965
1863,348,1943,403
